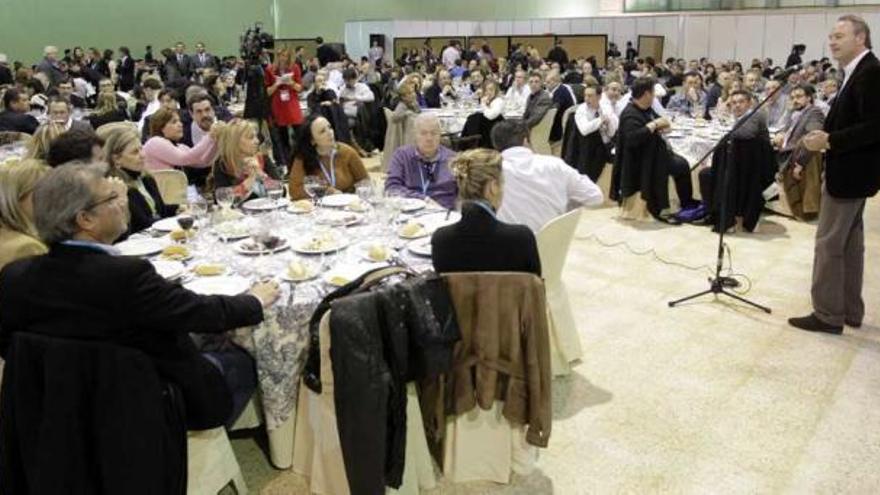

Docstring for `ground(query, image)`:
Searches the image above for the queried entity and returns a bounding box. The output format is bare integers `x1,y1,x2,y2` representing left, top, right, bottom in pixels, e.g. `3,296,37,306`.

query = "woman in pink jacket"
143,107,219,171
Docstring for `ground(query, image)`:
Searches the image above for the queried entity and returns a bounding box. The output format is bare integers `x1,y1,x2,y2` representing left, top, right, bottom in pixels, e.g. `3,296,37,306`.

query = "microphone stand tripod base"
667,276,771,313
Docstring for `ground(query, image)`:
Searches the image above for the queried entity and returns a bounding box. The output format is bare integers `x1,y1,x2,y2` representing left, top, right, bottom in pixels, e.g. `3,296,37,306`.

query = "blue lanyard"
319,150,336,187
417,161,437,196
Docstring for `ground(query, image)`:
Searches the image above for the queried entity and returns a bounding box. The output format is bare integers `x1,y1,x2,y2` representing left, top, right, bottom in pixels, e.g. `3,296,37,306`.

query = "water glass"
215,187,236,210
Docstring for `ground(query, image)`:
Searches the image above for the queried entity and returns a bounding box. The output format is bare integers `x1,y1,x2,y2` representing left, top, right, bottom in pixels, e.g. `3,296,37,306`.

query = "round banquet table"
119,195,455,467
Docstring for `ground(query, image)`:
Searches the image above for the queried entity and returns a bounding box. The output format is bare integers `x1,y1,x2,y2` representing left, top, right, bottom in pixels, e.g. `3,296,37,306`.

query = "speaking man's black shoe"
788,314,843,335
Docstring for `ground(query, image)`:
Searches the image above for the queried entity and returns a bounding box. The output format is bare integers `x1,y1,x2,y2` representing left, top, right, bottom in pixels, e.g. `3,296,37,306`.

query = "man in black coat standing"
116,46,136,92
790,15,880,334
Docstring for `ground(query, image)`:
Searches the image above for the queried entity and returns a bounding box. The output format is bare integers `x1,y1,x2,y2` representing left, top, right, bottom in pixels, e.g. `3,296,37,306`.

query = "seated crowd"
0,29,855,491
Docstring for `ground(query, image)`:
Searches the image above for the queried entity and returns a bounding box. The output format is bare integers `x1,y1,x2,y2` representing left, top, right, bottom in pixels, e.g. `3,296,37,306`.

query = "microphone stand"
667,78,790,313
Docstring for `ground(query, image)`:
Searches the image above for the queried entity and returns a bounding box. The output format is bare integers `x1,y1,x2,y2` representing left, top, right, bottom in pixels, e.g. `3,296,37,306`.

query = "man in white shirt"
574,85,618,146
441,41,461,69
368,41,384,68
338,68,375,120
600,81,629,117
137,78,163,133
504,69,529,113
492,119,603,233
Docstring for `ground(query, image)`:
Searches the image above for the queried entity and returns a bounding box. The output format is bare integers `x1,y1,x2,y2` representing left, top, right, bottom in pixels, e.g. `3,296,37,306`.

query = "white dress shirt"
480,96,505,120
138,97,161,132
441,46,460,69
504,84,530,113
600,93,629,118
840,49,870,93
497,146,604,233
574,102,618,144
338,82,375,117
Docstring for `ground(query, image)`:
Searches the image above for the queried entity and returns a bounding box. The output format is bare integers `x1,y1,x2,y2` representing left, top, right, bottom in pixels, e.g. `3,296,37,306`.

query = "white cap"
0,53,7,63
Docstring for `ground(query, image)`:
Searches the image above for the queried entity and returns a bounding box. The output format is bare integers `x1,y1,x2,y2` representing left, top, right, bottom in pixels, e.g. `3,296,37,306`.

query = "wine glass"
303,176,320,206
176,215,195,243
215,187,235,211
267,182,284,206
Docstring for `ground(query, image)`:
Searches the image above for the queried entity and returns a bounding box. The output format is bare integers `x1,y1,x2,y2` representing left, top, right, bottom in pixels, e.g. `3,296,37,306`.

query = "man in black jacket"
790,15,880,334
546,39,569,67
0,88,39,134
0,163,279,429
612,77,698,222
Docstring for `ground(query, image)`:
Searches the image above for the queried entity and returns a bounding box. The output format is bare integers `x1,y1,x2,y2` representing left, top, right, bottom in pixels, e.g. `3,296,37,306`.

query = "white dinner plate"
315,210,363,227
415,211,461,232
398,222,430,239
395,198,426,212
279,260,319,282
116,238,167,257
408,239,432,257
233,238,290,256
213,221,251,241
291,235,350,254
152,216,186,232
355,242,394,263
322,262,388,287
287,200,316,214
184,275,250,296
241,197,288,211
150,260,186,280
320,193,359,208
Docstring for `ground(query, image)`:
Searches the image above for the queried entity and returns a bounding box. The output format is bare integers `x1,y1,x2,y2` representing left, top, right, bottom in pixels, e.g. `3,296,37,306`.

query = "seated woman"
0,159,50,271
142,107,218,172
25,123,64,163
306,71,353,146
431,148,541,275
288,114,369,200
88,92,129,130
212,119,281,201
461,80,505,147
97,124,178,236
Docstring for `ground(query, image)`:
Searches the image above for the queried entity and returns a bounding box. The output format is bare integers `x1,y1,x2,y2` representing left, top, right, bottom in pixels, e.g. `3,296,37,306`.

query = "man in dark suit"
0,89,39,134
116,46,136,92
522,72,554,129
316,37,341,67
55,79,87,108
0,163,279,429
546,70,574,144
47,97,93,133
546,39,569,67
190,42,218,79
772,83,825,174
0,53,12,86
172,41,193,80
790,15,880,334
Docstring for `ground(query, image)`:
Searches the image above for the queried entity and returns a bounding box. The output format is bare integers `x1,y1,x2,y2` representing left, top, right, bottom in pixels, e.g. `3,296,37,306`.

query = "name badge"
280,90,291,102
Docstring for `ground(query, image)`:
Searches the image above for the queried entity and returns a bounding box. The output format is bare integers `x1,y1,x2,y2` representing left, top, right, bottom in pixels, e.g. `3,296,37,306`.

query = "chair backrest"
536,208,582,284
149,169,188,205
529,107,557,156
559,106,577,140
381,107,398,172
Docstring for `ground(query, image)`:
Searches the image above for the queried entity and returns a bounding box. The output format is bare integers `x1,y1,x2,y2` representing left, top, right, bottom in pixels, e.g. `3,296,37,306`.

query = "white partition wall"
345,8,878,64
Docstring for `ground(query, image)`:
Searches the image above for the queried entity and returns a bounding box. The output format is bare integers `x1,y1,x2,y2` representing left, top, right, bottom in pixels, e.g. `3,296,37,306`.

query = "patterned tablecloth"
127,196,451,431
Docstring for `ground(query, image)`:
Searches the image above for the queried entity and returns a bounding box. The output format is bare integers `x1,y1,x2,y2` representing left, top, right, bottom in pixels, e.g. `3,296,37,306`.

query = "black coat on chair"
705,137,776,232
561,112,610,182
461,111,503,149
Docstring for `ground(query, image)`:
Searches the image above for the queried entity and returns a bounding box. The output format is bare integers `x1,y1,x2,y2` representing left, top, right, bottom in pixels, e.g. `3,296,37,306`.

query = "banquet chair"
529,107,557,156
424,273,551,484
186,427,248,495
149,169,189,205
292,313,436,495
536,208,584,376
381,107,416,173
781,152,823,221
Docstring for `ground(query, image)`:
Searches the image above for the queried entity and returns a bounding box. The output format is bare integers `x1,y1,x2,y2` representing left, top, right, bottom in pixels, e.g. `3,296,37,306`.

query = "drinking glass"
267,182,284,205
303,176,320,206
215,187,236,211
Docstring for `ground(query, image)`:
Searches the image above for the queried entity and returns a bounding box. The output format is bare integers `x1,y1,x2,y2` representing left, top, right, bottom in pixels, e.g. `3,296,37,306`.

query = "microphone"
773,64,803,80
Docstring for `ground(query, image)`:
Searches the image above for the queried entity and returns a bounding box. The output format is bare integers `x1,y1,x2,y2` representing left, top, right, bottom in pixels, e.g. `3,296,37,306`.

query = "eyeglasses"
84,192,120,211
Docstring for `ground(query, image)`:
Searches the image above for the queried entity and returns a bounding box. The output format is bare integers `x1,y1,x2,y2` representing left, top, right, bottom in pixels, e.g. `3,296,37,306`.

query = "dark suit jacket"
116,56,136,91
0,243,264,429
123,172,178,237
0,65,12,86
550,85,575,142
431,202,541,276
824,51,880,199
612,102,673,217
778,104,824,168
0,111,39,134
88,109,128,130
190,53,218,72
522,90,554,129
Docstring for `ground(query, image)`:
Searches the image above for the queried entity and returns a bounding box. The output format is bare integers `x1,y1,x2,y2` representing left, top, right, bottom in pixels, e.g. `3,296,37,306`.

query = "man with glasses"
0,162,279,433
384,114,457,209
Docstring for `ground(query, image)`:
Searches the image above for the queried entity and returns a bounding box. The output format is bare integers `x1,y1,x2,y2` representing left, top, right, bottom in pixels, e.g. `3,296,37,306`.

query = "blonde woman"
88,92,128,129
25,123,63,162
97,124,178,236
212,119,279,200
0,159,50,270
430,148,540,275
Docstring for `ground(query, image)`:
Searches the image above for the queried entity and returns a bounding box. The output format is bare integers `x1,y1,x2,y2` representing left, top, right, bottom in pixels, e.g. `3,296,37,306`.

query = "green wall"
275,0,599,41
1,0,273,64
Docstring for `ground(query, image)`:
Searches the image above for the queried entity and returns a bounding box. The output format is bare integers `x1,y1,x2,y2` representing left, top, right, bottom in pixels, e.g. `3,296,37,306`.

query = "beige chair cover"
148,169,188,205
536,208,584,376
529,108,557,156
187,427,248,495
292,312,436,494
